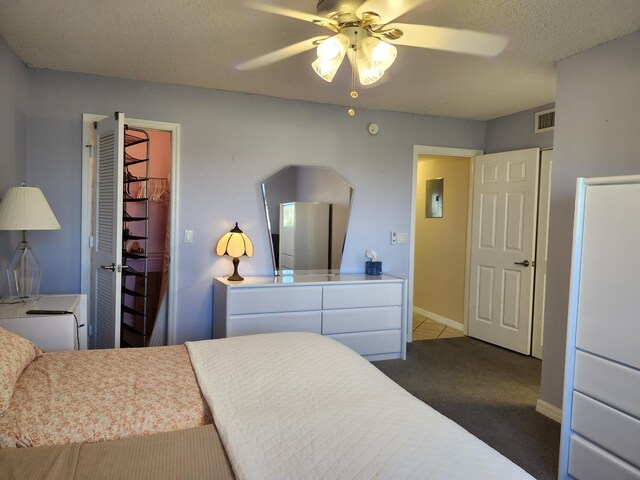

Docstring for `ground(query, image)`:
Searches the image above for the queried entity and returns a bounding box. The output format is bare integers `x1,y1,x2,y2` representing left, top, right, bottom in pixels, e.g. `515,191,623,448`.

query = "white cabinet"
560,176,640,479
213,274,407,360
0,294,87,351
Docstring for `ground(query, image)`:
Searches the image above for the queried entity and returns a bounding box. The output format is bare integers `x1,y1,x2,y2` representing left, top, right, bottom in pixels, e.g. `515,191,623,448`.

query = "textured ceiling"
1,0,639,120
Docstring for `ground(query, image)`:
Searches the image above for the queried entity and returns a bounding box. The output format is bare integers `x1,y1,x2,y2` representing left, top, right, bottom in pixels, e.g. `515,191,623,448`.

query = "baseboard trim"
413,307,464,332
536,399,562,423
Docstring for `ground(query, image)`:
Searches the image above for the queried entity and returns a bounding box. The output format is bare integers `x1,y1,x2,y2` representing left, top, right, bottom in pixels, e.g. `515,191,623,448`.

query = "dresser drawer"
322,307,402,334
227,311,321,337
569,435,640,480
575,351,640,419
228,286,322,315
323,283,402,309
327,330,401,356
571,391,640,468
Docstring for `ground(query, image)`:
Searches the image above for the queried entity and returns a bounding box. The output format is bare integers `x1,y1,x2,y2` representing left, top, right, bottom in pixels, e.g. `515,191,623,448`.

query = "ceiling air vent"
535,108,555,133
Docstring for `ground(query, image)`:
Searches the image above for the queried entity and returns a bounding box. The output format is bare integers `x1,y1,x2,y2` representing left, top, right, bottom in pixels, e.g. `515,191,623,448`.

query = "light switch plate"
184,230,193,243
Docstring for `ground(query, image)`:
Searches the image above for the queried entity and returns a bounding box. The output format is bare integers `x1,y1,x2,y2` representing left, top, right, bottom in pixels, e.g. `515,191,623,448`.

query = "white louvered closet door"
93,113,125,349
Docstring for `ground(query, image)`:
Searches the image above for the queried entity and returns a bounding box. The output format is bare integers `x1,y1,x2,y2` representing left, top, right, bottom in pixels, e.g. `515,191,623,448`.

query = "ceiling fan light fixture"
362,36,397,70
358,63,384,85
316,33,348,60
351,48,384,85
313,33,348,82
241,1,511,101
312,57,341,82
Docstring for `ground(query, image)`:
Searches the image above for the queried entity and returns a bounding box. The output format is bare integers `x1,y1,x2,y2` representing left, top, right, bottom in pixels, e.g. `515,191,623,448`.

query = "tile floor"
412,312,465,340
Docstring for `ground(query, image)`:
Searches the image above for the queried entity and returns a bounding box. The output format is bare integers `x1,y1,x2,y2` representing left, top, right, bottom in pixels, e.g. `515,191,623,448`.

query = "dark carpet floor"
374,337,560,479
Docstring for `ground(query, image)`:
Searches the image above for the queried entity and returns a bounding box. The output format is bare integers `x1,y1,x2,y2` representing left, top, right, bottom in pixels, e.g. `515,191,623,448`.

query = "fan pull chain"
348,32,358,117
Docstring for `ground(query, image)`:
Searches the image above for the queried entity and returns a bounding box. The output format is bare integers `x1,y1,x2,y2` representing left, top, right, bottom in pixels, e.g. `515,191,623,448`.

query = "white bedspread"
186,332,532,480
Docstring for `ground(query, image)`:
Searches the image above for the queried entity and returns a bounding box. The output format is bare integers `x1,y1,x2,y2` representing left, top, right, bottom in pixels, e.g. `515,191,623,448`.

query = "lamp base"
227,257,244,282
7,241,42,300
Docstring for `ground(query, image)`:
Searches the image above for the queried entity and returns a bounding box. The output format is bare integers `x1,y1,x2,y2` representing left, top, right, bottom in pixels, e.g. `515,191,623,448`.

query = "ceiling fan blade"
387,23,508,56
356,0,428,24
245,2,337,28
236,36,329,71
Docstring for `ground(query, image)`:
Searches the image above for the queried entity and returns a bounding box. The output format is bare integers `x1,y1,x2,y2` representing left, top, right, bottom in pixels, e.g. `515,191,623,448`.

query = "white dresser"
0,294,88,351
559,176,640,480
213,274,407,361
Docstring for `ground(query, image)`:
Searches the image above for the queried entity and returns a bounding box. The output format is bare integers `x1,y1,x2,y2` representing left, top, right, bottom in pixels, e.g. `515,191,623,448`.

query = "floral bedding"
0,345,212,448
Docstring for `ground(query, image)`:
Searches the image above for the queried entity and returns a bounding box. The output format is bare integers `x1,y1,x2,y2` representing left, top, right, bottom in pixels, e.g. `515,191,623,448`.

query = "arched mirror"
261,165,354,275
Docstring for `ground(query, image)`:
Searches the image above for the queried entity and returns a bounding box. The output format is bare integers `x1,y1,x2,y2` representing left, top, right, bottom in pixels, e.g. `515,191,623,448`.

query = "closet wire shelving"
121,126,150,348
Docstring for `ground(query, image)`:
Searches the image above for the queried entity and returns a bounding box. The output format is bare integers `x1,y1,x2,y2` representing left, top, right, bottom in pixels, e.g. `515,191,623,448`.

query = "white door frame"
409,145,483,342
531,148,553,359
81,114,181,346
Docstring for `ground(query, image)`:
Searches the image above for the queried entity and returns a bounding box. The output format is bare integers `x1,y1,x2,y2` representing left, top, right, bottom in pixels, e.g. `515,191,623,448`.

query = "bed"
0,343,211,447
0,327,533,479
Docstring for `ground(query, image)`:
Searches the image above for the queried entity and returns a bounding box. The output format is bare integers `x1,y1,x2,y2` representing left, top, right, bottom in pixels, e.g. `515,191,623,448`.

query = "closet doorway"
80,114,180,348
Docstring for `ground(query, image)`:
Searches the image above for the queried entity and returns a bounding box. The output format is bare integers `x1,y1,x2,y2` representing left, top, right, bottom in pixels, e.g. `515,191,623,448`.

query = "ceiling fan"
237,0,509,101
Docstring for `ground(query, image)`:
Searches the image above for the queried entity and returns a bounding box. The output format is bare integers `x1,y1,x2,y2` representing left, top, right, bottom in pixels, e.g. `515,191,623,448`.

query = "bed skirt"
0,425,234,480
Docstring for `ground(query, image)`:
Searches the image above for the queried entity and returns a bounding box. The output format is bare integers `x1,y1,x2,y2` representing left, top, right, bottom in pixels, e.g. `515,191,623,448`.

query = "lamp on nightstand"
0,185,61,300
216,223,254,281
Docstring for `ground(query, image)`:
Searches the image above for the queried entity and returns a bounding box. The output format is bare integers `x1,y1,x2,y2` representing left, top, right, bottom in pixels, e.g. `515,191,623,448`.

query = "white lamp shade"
0,186,61,231
348,48,385,85
361,37,397,70
312,34,348,83
316,34,348,61
312,57,342,82
357,58,385,85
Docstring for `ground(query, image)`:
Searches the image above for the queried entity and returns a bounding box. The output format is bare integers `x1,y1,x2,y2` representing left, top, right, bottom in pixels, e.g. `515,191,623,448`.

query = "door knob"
514,260,530,267
100,263,129,272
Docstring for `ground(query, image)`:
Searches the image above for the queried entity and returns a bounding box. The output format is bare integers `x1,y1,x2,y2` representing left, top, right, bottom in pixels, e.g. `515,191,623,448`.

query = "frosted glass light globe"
317,34,348,60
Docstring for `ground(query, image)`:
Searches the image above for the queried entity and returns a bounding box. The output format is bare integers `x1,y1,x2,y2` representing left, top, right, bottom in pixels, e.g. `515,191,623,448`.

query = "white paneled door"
93,113,125,349
468,148,540,354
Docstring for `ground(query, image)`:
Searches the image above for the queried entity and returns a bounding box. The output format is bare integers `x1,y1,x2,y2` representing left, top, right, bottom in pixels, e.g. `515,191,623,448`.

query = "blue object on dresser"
366,261,382,276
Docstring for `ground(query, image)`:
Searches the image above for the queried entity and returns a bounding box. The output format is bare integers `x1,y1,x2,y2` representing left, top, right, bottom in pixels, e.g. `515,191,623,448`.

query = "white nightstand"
0,294,87,351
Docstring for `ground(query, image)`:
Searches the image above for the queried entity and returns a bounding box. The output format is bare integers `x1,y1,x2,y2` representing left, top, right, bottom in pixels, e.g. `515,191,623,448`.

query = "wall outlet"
398,232,408,244
391,231,398,245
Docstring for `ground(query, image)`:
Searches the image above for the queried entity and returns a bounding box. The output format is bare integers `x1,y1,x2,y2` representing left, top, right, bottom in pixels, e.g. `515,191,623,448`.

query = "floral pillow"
0,327,43,416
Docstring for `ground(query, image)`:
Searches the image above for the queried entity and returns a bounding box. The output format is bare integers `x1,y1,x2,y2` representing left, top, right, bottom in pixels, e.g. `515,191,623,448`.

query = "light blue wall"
484,103,554,154
0,37,28,297
25,68,486,342
540,30,640,409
